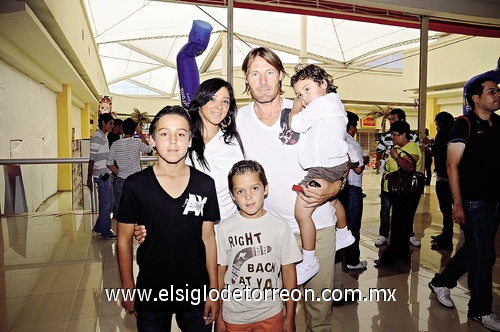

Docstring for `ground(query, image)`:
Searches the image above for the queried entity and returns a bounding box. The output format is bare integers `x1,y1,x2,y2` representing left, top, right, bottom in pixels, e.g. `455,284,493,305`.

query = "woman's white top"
186,129,244,220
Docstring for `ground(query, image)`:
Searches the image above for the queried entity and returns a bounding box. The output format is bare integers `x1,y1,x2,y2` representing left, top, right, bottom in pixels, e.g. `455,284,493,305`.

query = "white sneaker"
428,282,455,308
409,236,421,247
347,260,367,270
296,258,320,285
336,229,356,250
470,313,500,331
375,236,387,246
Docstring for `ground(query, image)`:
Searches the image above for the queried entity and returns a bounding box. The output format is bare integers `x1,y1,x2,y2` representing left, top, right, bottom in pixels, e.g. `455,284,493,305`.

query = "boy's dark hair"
228,160,268,192
465,76,496,112
346,111,359,132
113,118,123,127
122,118,137,135
390,120,411,138
98,113,114,129
149,105,192,139
434,111,454,126
390,108,406,121
242,47,286,95
290,64,337,93
188,78,245,171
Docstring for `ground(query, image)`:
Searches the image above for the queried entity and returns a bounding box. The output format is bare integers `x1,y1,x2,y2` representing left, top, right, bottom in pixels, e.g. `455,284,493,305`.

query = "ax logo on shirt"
182,193,207,216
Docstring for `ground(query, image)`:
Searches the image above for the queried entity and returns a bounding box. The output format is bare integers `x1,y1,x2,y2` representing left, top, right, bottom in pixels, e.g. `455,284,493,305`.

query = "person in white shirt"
236,47,342,332
107,118,152,216
288,64,355,284
185,78,245,220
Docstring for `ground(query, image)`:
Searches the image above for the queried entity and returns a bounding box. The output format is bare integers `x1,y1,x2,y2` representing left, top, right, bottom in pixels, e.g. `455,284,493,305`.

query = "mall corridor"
1,171,499,331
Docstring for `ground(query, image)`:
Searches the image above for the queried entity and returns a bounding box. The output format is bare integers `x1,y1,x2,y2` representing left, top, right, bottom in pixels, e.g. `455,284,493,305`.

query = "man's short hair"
466,76,496,112
346,111,359,131
390,108,406,121
122,118,137,135
434,111,454,126
98,113,114,129
227,160,268,192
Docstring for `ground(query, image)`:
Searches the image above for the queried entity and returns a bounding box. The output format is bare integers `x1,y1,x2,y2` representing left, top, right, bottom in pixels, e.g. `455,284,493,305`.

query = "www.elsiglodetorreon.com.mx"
105,286,396,305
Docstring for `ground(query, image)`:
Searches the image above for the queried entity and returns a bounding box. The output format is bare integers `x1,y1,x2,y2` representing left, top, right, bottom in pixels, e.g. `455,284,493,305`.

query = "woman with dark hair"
187,78,245,219
375,121,422,266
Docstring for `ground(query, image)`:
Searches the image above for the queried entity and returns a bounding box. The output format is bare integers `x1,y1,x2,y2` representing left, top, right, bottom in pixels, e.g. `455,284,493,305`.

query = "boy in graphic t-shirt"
117,106,220,331
215,160,302,331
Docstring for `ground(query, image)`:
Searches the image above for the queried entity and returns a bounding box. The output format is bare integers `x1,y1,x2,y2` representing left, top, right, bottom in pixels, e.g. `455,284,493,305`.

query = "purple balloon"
177,20,213,109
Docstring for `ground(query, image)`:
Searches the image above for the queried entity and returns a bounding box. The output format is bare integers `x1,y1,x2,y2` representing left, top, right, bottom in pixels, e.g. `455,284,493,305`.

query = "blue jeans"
339,185,363,266
92,175,113,237
435,180,453,241
432,201,500,317
379,189,391,238
113,177,125,216
136,309,212,332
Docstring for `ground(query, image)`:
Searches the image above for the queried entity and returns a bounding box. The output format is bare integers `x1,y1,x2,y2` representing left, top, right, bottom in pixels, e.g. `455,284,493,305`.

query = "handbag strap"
396,148,417,167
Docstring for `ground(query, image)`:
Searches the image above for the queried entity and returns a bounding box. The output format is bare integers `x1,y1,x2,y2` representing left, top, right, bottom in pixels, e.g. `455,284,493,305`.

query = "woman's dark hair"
187,78,245,171
390,121,411,139
149,105,192,140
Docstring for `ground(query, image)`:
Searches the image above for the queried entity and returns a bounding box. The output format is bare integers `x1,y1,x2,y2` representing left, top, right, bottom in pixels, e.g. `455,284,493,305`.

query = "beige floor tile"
2,173,500,331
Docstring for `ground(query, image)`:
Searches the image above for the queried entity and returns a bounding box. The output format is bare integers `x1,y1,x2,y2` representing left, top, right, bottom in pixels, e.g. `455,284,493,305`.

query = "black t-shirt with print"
118,166,220,312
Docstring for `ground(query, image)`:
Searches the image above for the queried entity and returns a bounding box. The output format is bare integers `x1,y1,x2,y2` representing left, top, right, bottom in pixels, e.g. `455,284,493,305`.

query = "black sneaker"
102,233,117,240
431,241,453,250
431,234,444,241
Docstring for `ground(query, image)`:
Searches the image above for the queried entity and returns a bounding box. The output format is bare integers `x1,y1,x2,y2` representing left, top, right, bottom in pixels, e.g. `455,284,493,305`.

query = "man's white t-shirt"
236,98,336,233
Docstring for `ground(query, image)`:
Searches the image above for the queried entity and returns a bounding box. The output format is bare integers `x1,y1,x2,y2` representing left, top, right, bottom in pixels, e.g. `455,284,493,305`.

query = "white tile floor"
1,171,499,331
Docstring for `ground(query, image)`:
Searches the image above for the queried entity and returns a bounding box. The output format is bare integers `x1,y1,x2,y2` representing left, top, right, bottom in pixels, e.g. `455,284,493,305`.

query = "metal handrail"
0,156,158,213
0,156,158,165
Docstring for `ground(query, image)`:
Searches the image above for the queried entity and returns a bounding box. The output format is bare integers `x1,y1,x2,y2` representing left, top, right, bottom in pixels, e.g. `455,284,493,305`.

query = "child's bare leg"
332,198,355,250
332,198,346,229
295,196,316,251
295,195,320,285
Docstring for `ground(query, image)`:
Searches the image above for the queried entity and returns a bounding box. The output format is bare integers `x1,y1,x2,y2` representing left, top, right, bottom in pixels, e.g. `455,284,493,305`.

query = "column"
81,103,91,139
56,84,72,191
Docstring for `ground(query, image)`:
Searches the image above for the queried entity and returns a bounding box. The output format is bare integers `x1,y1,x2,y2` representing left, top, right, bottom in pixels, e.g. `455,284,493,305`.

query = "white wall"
0,60,58,212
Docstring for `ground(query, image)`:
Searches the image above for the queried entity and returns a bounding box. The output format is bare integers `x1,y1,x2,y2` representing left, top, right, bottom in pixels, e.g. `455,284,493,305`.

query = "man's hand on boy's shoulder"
299,178,342,208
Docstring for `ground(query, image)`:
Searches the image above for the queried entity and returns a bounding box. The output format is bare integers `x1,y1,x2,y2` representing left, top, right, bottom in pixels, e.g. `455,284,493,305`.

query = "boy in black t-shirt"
117,106,220,331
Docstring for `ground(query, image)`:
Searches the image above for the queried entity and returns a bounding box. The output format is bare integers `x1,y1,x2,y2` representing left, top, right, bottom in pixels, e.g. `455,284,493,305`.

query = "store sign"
99,95,112,114
362,116,376,127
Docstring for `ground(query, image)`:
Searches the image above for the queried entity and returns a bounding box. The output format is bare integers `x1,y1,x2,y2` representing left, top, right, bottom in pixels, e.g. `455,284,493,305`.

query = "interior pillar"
56,84,72,191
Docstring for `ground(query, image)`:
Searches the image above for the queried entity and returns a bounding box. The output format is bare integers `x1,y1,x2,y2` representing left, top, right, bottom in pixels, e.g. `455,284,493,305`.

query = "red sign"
362,116,376,127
